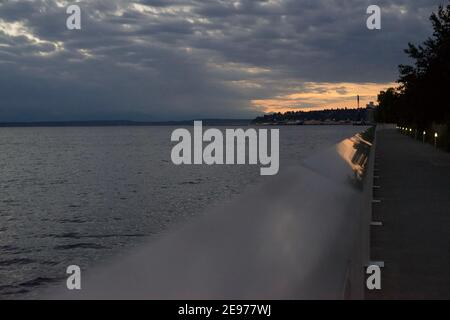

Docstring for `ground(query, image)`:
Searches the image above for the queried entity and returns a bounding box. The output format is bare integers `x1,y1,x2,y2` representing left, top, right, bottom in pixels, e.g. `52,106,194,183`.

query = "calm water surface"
0,125,366,298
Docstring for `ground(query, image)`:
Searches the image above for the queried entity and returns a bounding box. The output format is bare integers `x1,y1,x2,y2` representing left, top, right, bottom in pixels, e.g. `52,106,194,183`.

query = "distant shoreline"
0,119,373,128
254,121,372,126
0,119,252,127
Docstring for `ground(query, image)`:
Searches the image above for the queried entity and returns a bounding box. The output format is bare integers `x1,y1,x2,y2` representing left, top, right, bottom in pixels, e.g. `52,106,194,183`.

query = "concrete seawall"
47,128,376,300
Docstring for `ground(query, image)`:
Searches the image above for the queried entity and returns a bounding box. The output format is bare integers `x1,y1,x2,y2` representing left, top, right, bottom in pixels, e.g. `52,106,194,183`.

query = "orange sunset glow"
252,82,396,113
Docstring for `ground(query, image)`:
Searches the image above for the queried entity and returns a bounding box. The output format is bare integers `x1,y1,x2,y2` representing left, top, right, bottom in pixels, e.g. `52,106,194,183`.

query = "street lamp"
434,133,438,148
423,131,426,143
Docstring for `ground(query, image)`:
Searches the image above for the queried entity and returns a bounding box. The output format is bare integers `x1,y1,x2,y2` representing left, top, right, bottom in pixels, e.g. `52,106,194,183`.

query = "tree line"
376,2,450,149
253,108,369,124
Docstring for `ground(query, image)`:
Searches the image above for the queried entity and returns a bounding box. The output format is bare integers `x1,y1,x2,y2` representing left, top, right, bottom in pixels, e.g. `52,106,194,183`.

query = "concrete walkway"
367,129,450,299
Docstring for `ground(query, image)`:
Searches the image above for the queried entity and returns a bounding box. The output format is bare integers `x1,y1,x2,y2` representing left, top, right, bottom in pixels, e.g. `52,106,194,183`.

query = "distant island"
251,106,375,126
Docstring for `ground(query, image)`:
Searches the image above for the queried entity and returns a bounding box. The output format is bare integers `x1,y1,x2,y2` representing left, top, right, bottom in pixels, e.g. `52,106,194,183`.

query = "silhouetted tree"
376,2,450,149
376,88,399,123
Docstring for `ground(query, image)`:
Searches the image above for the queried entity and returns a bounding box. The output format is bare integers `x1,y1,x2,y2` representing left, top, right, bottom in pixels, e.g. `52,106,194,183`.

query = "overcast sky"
0,0,443,121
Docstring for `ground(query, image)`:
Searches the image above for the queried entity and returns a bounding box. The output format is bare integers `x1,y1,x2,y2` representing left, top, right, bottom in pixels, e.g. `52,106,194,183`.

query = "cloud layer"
0,0,441,121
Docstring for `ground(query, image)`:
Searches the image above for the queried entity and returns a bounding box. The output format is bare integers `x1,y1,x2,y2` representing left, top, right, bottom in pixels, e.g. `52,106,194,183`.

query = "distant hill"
0,119,252,127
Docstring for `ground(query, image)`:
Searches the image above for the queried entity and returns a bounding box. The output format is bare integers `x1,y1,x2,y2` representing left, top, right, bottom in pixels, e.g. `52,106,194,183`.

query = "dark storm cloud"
0,0,442,121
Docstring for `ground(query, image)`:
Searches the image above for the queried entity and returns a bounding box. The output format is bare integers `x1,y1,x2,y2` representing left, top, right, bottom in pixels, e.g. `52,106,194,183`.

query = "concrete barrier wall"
48,128,376,300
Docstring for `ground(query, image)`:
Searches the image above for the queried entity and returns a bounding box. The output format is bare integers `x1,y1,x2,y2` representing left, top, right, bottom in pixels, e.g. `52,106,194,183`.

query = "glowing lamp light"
435,133,438,138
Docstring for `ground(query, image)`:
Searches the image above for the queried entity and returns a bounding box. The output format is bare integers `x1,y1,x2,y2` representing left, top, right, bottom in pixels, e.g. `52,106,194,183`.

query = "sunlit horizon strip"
252,82,396,114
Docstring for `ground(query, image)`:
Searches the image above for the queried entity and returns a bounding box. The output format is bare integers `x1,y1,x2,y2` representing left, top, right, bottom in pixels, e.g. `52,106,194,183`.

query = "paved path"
366,129,450,299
